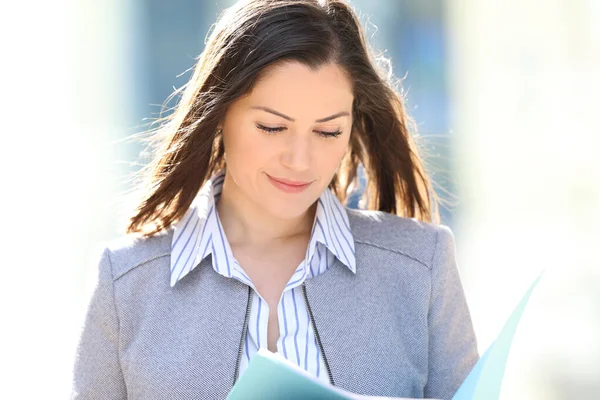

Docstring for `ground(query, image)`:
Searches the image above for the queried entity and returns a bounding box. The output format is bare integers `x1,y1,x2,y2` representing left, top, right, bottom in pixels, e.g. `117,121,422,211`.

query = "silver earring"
216,128,223,135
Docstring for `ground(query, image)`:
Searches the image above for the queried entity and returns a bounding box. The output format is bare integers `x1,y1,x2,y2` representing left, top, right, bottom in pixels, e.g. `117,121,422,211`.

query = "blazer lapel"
177,256,250,398
303,257,361,390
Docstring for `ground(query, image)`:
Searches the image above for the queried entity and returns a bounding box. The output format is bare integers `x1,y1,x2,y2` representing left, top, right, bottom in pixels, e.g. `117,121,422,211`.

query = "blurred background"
2,0,598,398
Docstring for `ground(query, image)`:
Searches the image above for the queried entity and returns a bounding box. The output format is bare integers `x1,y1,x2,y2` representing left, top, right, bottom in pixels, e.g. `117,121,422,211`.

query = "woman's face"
219,60,354,219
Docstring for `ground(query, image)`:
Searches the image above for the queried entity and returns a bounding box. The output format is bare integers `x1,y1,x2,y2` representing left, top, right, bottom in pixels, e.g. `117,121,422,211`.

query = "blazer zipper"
233,285,253,385
302,282,335,386
232,283,334,386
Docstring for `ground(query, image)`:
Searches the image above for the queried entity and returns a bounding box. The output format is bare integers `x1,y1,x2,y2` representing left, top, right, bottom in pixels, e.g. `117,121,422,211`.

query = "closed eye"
255,123,342,138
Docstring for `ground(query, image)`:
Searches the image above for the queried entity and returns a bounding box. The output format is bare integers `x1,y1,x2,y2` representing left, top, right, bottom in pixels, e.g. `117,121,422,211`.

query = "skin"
215,60,354,352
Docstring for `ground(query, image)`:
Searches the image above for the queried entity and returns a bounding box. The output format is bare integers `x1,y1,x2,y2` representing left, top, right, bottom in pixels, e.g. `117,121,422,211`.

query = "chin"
263,199,314,220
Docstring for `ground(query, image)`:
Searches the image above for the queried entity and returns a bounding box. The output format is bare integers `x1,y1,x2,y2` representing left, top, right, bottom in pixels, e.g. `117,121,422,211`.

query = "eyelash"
256,123,342,138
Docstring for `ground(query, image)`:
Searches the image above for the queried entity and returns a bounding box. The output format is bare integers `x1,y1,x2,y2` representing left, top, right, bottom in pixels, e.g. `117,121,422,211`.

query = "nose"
281,131,311,171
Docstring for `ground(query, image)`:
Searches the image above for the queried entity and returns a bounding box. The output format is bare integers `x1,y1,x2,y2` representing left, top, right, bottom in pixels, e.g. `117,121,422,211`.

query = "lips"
266,174,313,194
268,175,311,186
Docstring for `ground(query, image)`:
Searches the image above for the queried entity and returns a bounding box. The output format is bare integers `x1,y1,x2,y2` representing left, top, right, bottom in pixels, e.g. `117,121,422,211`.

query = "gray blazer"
71,208,479,400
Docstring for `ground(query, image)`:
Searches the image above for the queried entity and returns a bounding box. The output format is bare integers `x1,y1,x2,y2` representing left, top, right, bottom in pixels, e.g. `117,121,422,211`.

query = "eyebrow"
250,106,350,123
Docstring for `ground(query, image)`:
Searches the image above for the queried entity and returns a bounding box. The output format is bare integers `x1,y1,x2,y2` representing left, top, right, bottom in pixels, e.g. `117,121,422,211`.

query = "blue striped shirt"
170,168,356,381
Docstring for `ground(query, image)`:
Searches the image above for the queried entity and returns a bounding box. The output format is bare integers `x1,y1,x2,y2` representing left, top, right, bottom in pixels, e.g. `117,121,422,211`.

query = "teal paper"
228,272,544,400
452,271,544,400
227,348,354,400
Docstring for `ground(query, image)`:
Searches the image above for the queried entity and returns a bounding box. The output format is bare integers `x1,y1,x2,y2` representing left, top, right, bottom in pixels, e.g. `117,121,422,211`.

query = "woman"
71,0,479,399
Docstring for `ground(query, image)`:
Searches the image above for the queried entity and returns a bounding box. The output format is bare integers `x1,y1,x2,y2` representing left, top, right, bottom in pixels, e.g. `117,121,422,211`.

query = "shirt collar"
170,169,356,287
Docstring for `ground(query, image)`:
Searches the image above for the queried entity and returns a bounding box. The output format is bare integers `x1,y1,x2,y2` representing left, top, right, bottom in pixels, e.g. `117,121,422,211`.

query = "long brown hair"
123,0,440,237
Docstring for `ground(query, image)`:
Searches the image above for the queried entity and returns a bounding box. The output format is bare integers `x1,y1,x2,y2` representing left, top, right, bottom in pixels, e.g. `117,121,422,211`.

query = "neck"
215,170,317,248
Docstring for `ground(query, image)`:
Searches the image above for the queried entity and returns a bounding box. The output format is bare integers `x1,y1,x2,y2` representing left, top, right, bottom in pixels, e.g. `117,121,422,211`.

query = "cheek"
224,128,270,165
316,139,349,170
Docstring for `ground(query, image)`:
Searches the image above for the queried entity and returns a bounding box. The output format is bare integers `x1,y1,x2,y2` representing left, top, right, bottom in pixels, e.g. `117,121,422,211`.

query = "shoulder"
345,208,454,270
99,227,174,280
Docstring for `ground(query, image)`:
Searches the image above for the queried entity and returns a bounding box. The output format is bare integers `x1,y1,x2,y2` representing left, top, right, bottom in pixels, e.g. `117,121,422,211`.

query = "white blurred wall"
446,1,600,398
1,0,130,398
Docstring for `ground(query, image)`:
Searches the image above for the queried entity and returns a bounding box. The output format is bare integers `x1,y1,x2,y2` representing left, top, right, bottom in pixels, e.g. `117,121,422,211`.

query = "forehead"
243,61,354,114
